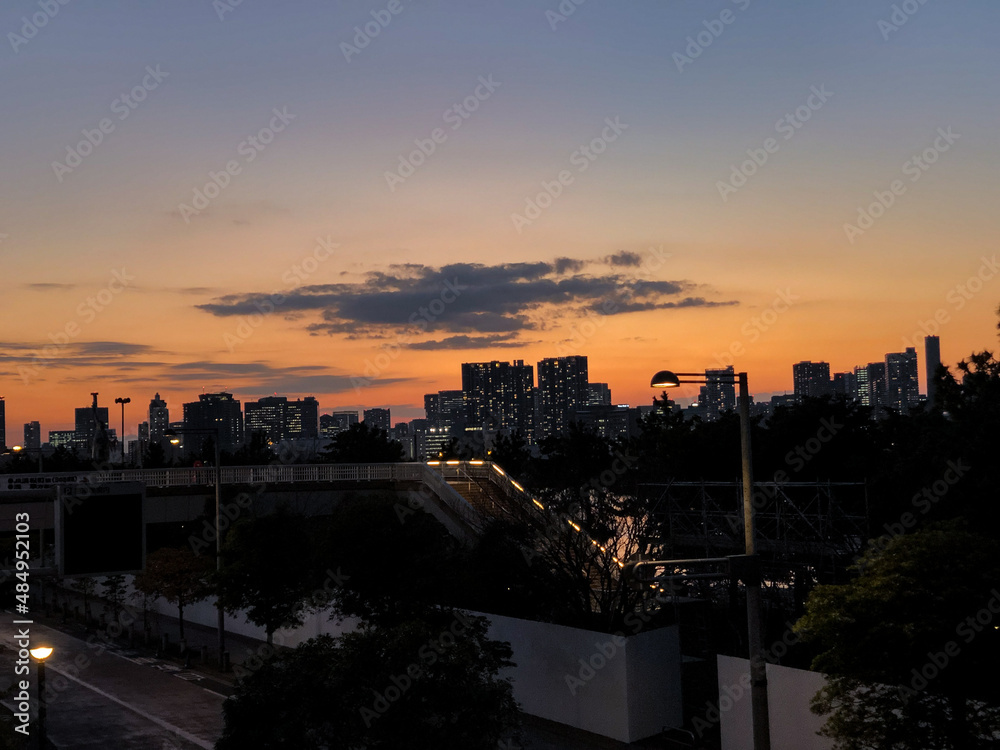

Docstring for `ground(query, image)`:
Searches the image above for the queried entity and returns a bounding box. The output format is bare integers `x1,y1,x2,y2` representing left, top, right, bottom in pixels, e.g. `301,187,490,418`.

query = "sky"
2,0,999,437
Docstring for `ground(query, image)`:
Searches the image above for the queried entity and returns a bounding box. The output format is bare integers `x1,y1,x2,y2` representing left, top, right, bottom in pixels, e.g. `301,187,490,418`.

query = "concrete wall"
718,655,833,750
485,613,682,744
169,596,681,744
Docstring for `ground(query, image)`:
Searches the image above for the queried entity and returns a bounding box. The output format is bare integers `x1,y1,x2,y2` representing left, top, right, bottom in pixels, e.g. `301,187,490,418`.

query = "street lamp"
163,426,227,671
650,369,771,750
114,397,131,467
30,646,53,749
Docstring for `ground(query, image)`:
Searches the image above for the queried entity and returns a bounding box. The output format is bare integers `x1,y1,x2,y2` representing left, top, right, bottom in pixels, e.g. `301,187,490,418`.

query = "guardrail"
0,462,428,492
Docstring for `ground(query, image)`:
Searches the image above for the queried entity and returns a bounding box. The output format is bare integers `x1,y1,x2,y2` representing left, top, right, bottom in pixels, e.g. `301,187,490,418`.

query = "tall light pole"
30,646,53,749
114,397,131,467
164,427,227,671
650,369,771,750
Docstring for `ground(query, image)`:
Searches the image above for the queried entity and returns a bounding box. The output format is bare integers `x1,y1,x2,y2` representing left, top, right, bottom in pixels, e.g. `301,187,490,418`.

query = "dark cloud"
24,282,78,291
198,256,737,350
407,335,526,350
606,251,643,267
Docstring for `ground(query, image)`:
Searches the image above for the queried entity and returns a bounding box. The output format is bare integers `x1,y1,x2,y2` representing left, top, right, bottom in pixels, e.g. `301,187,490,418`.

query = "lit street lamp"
164,427,228,671
114,397,131,467
650,369,771,750
30,646,53,750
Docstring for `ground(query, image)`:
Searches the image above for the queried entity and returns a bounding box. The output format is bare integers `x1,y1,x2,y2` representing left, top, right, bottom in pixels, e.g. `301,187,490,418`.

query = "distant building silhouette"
698,366,737,421
925,335,942,407
792,361,832,399
148,393,169,444
0,397,5,449
832,371,857,398
587,382,612,406
861,362,887,411
76,394,111,460
182,392,244,453
23,421,40,452
537,356,589,440
245,395,319,444
425,390,465,432
462,360,535,440
48,430,76,449
320,410,359,436
363,407,391,432
885,348,919,413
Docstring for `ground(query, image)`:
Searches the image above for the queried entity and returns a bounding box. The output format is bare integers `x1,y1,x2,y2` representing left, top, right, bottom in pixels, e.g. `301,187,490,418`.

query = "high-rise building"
461,360,535,439
76,395,111,460
925,335,942,407
424,390,466,431
23,421,41,452
537,356,589,440
885,348,919,413
321,411,359,436
832,371,857,398
182,392,244,453
792,361,832,399
363,407,391,432
286,397,319,439
587,383,612,406
697,366,737,420
48,430,77,449
148,393,169,443
246,396,319,443
862,362,887,410
0,397,5,449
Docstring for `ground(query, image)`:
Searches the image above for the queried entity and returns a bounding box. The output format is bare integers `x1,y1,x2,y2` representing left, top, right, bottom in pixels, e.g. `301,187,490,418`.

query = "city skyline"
2,2,998,437
1,334,954,441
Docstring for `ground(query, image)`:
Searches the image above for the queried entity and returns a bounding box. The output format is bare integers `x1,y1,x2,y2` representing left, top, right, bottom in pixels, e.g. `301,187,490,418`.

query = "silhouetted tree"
216,614,520,750
322,423,403,463
134,547,212,641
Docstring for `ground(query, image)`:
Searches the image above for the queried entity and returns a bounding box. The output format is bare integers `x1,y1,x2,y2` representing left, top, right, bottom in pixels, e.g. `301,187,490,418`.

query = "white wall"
485,613,682,744
718,655,833,750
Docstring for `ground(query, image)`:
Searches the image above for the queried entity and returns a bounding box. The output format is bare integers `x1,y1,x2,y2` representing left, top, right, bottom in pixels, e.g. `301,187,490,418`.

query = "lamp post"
650,369,771,750
114,397,130,467
30,646,53,749
164,427,227,671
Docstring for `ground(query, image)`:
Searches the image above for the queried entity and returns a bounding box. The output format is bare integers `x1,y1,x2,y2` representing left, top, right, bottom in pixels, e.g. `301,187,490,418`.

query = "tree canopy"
795,522,1000,749
216,612,520,750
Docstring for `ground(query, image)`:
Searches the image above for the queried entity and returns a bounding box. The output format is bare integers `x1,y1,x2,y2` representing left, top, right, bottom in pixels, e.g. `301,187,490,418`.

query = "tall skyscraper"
462,360,535,439
0,397,5,449
885,347,919,413
286,397,319,439
698,366,737,420
925,335,942,407
148,393,169,444
182,392,244,453
23,421,41,452
247,395,319,443
792,361,832,399
425,390,466,432
363,407,391,432
537,356,589,440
